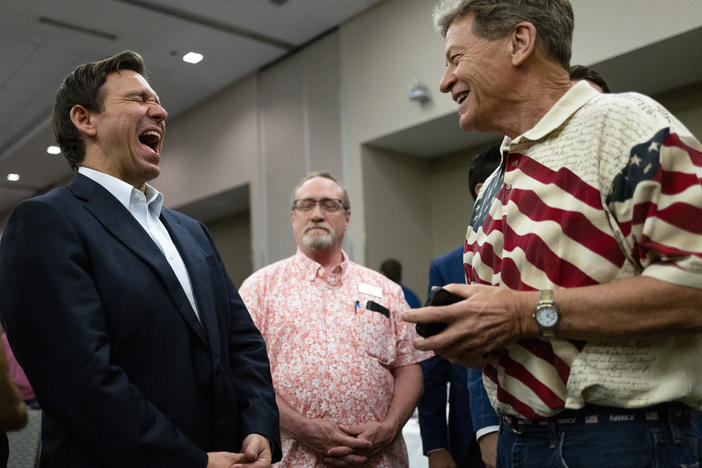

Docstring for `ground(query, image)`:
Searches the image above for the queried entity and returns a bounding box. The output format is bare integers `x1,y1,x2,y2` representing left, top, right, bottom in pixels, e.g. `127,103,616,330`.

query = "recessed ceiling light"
7,173,20,182
182,52,203,64
47,145,61,155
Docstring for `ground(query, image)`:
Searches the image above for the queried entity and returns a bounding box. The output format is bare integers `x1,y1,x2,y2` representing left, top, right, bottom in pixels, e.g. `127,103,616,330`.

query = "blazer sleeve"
0,199,207,467
467,368,499,432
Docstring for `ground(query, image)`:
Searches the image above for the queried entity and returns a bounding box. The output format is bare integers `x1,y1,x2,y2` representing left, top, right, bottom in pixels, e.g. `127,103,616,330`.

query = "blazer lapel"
69,175,208,345
161,210,222,367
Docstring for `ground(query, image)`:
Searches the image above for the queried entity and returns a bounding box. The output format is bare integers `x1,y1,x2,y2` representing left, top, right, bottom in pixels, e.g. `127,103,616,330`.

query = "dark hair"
51,50,147,170
569,64,610,93
433,0,574,70
469,144,501,199
379,259,402,283
291,171,350,210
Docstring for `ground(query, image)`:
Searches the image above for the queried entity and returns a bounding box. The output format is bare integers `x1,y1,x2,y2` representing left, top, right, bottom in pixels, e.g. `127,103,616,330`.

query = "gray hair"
432,0,574,70
290,171,350,210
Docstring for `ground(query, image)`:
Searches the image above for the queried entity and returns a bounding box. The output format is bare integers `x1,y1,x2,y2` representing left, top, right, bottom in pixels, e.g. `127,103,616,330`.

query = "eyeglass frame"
291,198,348,212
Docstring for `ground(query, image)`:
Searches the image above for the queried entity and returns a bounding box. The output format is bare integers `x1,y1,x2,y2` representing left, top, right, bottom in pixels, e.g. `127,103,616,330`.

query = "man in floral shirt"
240,171,431,467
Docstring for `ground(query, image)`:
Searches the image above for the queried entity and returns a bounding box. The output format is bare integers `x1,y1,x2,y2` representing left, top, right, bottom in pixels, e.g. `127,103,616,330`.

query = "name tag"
358,282,382,298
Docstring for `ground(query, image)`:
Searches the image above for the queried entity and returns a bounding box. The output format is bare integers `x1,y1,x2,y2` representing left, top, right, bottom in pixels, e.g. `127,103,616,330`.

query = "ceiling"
0,0,382,219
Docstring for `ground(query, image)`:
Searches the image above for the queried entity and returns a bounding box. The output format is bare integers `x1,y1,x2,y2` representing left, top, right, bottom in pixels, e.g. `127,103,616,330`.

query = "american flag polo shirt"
464,81,702,419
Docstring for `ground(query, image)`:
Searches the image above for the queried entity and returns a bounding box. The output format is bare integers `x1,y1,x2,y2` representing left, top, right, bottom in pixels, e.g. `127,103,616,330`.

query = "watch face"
536,307,559,327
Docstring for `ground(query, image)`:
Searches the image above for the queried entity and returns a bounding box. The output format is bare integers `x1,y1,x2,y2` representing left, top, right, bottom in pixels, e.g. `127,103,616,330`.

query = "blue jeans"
497,405,698,468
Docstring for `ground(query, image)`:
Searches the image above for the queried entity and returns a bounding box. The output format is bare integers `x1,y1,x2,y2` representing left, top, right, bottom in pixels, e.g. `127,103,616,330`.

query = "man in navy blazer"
417,146,501,468
0,51,280,468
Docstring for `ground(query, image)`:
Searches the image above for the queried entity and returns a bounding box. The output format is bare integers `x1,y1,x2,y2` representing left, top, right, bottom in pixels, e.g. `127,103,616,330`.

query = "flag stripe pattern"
465,85,702,418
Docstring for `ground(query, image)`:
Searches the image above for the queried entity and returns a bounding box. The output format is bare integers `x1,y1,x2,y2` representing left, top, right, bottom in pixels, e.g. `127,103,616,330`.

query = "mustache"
304,222,331,234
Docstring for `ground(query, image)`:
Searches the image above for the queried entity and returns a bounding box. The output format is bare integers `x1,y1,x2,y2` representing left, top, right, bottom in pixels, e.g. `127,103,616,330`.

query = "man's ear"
510,21,537,66
69,104,97,137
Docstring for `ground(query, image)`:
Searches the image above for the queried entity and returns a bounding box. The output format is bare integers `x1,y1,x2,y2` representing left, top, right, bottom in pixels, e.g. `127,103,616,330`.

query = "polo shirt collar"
294,248,349,284
510,80,600,146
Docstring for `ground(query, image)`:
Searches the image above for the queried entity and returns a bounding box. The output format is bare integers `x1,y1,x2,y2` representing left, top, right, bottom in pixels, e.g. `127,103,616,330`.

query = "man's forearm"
276,393,310,437
532,276,702,340
384,364,423,433
405,275,702,368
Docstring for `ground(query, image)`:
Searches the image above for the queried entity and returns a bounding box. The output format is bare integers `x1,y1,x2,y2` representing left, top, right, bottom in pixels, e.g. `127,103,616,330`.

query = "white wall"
157,74,259,208
570,0,702,65
206,212,252,288
427,148,478,258
258,32,344,266
362,145,433,302
339,0,451,268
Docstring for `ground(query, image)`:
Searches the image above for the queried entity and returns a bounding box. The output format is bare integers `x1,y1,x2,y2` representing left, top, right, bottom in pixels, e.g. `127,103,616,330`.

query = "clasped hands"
301,418,397,466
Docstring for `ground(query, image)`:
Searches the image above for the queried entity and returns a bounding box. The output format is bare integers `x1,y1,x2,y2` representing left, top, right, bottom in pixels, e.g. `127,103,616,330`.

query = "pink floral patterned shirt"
239,250,431,467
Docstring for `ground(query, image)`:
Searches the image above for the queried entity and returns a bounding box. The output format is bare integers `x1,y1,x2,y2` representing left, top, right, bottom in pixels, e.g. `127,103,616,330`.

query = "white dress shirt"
78,166,201,321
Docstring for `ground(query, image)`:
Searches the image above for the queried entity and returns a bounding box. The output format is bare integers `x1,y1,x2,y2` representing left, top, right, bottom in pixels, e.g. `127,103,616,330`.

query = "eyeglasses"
292,198,346,212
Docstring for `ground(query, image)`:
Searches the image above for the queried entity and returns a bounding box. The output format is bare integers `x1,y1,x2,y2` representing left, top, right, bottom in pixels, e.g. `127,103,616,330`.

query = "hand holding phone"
415,287,462,338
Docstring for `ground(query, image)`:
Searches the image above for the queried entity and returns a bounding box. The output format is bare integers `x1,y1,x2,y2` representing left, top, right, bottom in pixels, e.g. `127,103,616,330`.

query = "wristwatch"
533,290,560,337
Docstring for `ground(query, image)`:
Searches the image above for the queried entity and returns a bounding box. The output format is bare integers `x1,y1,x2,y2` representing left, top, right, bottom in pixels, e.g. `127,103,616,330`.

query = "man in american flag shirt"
403,1,702,467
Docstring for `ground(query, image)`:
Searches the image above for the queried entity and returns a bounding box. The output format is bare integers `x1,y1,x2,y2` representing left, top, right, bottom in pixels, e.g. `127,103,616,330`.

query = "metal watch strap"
540,290,554,304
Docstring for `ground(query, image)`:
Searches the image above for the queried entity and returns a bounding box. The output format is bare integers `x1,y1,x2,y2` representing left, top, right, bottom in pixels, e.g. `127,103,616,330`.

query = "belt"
500,402,691,431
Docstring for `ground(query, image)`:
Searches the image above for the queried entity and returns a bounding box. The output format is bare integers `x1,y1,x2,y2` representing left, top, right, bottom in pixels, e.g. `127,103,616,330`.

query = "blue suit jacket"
401,284,421,308
0,175,281,467
417,246,497,467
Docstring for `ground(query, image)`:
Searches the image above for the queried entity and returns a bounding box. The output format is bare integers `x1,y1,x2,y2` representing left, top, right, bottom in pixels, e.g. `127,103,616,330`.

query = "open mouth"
138,130,162,152
456,91,470,104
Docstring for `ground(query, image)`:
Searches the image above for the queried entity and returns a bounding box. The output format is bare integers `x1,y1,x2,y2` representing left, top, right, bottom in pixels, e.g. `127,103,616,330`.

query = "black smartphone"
415,287,462,338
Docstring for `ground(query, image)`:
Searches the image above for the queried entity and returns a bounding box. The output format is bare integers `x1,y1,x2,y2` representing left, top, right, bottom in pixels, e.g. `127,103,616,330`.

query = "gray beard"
303,232,333,250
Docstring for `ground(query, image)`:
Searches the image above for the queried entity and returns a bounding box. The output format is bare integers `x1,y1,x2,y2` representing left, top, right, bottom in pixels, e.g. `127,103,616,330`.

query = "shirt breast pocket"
354,305,396,365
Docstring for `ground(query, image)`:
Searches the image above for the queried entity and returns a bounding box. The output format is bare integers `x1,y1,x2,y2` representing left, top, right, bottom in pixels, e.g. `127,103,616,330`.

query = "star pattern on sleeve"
608,127,669,204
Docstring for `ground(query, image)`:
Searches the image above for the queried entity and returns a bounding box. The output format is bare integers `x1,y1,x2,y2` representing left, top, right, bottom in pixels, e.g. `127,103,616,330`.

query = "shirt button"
505,184,512,191
511,160,518,168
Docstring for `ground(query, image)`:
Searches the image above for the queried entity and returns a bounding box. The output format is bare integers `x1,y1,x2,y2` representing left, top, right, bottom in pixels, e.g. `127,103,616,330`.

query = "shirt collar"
78,166,163,217
510,80,601,146
294,248,349,285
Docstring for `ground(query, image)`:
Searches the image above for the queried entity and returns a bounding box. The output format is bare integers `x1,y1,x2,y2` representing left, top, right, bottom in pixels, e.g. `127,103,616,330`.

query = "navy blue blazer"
400,284,421,309
417,246,497,467
0,174,281,467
